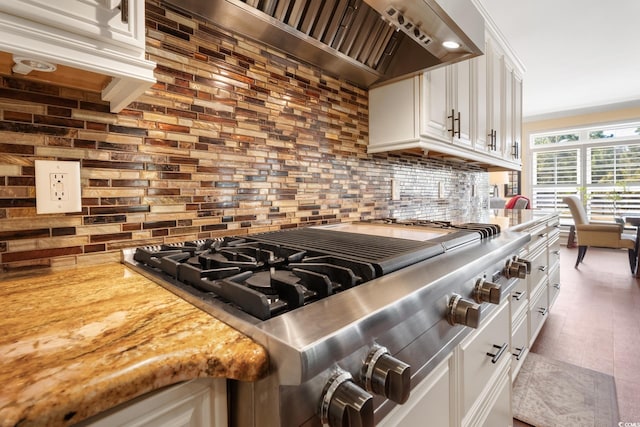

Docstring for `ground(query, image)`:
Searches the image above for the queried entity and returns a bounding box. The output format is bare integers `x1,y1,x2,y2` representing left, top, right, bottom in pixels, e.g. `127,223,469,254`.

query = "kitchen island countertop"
0,263,269,427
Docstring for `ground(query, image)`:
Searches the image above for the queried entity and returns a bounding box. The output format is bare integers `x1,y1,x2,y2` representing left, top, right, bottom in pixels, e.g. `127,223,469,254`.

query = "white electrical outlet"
35,160,82,214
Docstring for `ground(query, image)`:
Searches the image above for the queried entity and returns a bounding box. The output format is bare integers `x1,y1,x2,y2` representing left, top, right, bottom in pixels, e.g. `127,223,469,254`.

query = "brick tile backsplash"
0,0,489,272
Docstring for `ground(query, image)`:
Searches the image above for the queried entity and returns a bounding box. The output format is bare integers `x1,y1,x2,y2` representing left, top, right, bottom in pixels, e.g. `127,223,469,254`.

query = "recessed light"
12,56,57,75
442,40,461,49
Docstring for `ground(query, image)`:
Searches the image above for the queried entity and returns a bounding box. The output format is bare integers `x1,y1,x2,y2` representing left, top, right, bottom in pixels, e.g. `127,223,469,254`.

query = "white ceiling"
476,0,640,120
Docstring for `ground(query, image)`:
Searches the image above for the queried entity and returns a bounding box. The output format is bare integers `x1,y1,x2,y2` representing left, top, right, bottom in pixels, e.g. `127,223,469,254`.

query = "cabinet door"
529,285,549,346
481,369,512,427
421,67,451,142
503,63,514,159
488,39,504,157
512,73,523,162
453,60,473,147
0,0,145,50
369,76,419,148
474,52,489,152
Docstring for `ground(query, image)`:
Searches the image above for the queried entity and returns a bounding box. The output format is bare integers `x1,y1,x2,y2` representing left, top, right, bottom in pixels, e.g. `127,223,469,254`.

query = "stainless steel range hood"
164,0,485,88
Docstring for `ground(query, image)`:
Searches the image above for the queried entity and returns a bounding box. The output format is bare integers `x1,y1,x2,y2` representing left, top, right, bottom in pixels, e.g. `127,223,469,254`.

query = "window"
529,122,640,222
588,144,640,184
531,149,579,213
533,150,579,185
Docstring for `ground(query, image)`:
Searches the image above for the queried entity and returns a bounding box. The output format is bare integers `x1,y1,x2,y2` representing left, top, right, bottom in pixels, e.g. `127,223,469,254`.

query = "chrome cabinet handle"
538,307,548,316
512,291,525,301
538,265,547,272
553,283,561,290
513,346,526,361
487,343,508,364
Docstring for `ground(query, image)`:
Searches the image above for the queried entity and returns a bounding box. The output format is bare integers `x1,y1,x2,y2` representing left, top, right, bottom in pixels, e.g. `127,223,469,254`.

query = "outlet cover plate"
35,160,82,214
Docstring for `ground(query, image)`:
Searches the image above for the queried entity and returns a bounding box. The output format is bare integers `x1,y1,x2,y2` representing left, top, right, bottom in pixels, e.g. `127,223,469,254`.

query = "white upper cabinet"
513,73,523,161
369,5,524,171
0,0,156,112
479,29,524,166
485,36,504,157
418,60,472,147
474,51,489,152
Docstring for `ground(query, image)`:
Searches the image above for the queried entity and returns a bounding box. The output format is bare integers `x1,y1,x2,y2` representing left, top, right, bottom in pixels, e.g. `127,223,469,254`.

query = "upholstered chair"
562,195,636,272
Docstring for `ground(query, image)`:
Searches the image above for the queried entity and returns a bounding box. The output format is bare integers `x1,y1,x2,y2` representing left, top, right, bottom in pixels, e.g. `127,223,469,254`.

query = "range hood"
164,0,485,88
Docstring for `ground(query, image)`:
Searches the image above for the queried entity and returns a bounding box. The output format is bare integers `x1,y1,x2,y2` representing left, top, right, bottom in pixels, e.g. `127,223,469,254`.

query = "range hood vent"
164,0,485,88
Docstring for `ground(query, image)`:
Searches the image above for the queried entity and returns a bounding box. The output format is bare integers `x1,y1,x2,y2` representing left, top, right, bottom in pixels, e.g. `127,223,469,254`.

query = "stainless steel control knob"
513,256,531,274
504,259,527,279
447,294,481,328
474,278,502,304
362,345,411,404
320,370,374,427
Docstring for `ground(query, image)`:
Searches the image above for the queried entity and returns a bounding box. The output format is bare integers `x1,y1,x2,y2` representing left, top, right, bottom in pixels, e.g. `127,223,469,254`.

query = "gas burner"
129,224,500,320
131,235,375,320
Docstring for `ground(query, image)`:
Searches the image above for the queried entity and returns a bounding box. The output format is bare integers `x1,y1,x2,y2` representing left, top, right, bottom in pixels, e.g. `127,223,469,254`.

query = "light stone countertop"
0,263,269,427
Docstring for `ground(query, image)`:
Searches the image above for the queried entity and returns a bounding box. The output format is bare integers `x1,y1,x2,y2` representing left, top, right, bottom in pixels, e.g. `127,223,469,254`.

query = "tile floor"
513,245,640,426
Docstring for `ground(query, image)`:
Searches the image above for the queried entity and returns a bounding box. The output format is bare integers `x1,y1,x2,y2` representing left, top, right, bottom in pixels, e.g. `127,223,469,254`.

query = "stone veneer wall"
0,0,489,272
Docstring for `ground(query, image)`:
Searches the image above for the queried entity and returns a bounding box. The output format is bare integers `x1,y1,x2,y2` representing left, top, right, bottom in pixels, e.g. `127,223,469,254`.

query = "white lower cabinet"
459,299,510,418
548,265,561,308
457,298,511,427
480,367,512,427
529,281,549,346
510,310,528,380
378,355,453,427
80,379,227,427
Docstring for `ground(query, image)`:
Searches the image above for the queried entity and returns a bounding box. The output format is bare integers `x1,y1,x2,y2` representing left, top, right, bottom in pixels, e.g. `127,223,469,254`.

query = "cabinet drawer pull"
538,307,548,316
538,265,547,272
512,291,525,301
553,283,560,290
512,346,526,360
487,343,508,364
538,233,548,238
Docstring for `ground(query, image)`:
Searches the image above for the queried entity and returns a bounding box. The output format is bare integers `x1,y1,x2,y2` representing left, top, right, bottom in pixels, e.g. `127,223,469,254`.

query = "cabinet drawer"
509,276,528,319
548,265,561,308
511,314,528,379
529,285,549,345
378,355,452,427
528,246,547,295
460,300,510,415
548,234,560,270
528,223,548,252
481,367,512,427
83,378,227,427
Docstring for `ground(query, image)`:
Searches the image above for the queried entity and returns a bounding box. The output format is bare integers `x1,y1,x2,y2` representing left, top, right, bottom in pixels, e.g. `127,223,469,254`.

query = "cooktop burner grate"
245,228,445,275
127,222,503,321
